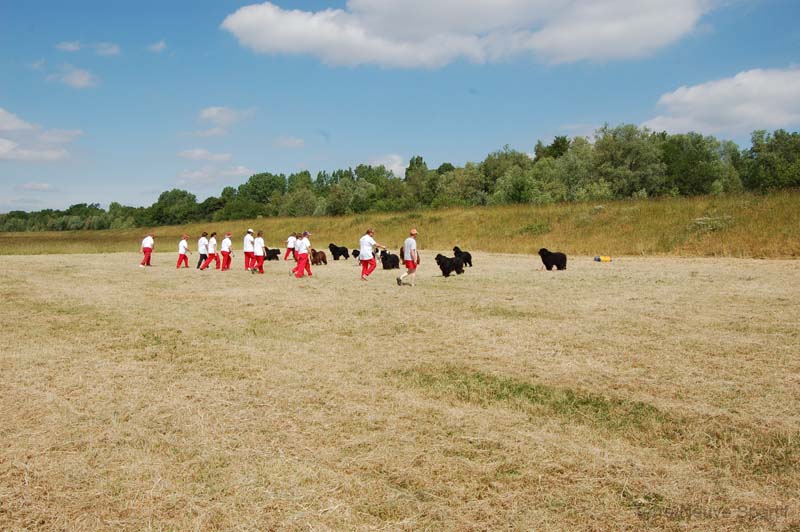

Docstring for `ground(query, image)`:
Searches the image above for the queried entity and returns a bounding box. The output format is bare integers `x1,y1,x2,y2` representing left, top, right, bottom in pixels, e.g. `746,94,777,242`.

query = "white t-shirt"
359,234,377,260
243,234,255,252
198,236,209,254
286,235,296,248
403,237,417,261
254,237,265,256
141,236,154,249
208,236,217,254
295,237,310,254
221,237,232,253
178,239,188,254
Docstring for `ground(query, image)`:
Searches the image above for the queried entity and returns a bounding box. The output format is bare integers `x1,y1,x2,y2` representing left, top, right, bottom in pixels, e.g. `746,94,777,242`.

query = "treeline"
2,125,798,232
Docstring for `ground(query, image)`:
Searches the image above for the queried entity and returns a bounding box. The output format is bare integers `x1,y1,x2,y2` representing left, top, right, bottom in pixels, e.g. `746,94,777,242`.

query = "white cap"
247,228,254,233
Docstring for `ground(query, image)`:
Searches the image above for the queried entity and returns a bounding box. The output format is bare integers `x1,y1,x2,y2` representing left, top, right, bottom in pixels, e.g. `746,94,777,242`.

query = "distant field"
1,190,799,257
1,252,798,530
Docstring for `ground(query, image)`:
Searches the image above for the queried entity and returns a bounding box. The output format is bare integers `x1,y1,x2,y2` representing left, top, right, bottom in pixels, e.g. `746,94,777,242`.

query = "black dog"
538,248,567,270
265,248,281,261
452,246,472,267
380,249,400,269
328,243,350,261
435,254,464,277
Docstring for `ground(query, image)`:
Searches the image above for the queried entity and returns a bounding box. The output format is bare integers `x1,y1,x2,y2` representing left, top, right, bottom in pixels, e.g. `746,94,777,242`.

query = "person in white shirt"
358,227,386,281
196,232,209,269
292,231,313,278
139,233,154,267
176,234,190,269
397,228,420,286
220,232,233,271
243,228,255,271
284,232,297,261
252,230,266,274
200,231,220,270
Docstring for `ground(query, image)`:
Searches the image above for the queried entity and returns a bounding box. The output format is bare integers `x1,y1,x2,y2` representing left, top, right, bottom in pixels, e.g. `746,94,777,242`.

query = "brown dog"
310,248,327,265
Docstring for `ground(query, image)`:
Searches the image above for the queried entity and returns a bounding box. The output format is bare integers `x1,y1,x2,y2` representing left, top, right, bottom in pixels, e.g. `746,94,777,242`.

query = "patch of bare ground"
1,252,798,530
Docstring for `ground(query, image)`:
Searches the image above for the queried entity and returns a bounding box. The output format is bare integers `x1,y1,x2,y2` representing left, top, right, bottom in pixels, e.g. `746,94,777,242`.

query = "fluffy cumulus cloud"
0,107,82,162
47,64,97,88
221,0,712,68
643,67,800,134
178,148,232,162
370,153,405,177
188,106,254,137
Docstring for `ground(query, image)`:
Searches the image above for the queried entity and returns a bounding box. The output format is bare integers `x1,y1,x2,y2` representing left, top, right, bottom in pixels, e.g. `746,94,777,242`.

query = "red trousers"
176,253,188,268
294,252,311,278
254,255,265,274
200,253,220,270
141,248,152,266
284,247,294,260
360,258,377,277
221,251,231,271
244,251,254,270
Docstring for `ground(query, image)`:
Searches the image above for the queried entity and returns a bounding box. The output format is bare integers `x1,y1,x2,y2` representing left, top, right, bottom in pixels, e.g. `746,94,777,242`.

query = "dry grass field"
1,251,799,530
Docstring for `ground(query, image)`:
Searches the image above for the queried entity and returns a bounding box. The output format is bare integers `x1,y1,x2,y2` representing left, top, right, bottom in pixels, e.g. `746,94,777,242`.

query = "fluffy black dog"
328,243,350,260
452,246,472,267
538,248,567,270
352,249,360,259
435,254,464,277
265,248,281,261
380,249,400,269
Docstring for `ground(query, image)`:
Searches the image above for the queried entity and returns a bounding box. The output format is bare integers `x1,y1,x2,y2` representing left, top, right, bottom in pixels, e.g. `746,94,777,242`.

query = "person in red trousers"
358,227,386,280
243,228,255,270
251,230,266,274
293,231,313,278
176,234,189,268
200,232,220,270
220,232,233,271
139,233,154,267
284,232,296,261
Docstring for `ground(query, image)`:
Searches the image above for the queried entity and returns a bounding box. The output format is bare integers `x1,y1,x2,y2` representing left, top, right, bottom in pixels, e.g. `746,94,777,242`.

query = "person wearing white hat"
196,232,209,269
293,230,313,278
139,232,154,267
243,229,255,271
176,234,190,269
397,228,420,286
220,232,233,271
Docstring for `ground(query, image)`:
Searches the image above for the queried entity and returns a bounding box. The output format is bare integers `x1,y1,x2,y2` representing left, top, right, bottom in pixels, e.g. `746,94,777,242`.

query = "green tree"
594,124,667,197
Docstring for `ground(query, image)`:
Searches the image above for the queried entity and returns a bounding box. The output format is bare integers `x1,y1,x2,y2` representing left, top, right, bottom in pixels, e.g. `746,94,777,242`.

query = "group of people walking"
140,227,420,285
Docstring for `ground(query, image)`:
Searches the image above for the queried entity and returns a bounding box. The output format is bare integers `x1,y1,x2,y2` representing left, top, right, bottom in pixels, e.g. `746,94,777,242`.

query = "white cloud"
177,164,252,186
29,58,46,71
56,41,82,52
47,64,97,88
19,182,53,191
178,148,232,162
186,127,227,138
0,108,36,132
56,40,120,56
147,40,167,53
221,0,712,68
93,42,120,56
274,135,305,149
643,67,800,134
187,106,253,137
370,153,405,177
0,109,81,163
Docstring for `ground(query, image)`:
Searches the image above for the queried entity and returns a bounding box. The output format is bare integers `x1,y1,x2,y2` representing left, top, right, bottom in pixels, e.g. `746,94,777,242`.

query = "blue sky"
1,0,799,212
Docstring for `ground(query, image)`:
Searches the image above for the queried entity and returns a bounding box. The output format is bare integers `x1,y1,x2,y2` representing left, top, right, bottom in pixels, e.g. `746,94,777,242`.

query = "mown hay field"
1,250,798,530
1,190,799,258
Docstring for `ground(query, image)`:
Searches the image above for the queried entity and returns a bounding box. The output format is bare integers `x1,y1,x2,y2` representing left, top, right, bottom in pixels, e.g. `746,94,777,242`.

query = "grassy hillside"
1,190,798,257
